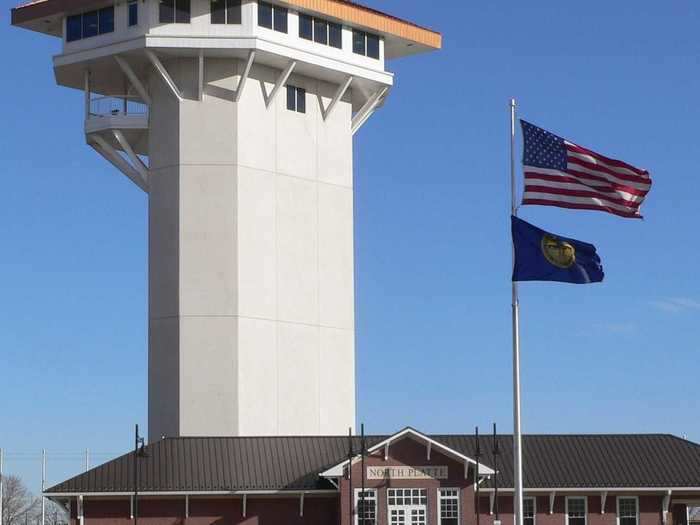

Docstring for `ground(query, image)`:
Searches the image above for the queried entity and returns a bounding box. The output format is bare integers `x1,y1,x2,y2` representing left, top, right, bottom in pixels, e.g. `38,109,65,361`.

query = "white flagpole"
510,97,524,525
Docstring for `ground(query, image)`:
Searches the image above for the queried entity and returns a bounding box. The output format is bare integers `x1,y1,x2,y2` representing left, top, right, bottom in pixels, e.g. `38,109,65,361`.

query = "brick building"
45,428,700,525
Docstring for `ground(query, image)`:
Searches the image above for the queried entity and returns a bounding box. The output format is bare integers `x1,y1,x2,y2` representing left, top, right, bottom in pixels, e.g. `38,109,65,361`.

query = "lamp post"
133,425,146,525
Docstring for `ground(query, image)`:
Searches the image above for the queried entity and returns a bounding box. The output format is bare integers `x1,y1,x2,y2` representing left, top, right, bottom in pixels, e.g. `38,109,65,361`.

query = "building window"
439,488,460,525
355,489,377,525
388,489,428,506
128,0,138,26
329,22,342,48
286,85,306,113
66,6,114,42
211,0,241,24
299,13,342,49
524,497,536,525
618,498,638,525
567,497,587,525
159,0,190,23
258,1,287,33
352,29,380,59
299,13,312,39
389,490,427,525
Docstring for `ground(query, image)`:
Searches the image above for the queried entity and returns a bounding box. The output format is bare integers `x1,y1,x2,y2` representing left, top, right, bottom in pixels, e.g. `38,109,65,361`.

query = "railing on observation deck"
88,95,148,118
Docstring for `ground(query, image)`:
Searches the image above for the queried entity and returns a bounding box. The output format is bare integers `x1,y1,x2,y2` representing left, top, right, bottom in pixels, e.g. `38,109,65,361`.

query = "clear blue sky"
2,0,699,494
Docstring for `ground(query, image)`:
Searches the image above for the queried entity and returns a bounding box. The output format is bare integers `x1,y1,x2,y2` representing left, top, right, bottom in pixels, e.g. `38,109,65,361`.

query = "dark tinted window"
296,87,305,113
286,85,305,113
226,0,241,24
313,18,327,44
352,29,365,55
366,32,379,59
175,0,190,23
98,6,114,34
299,13,312,40
329,22,342,48
286,85,296,111
211,0,225,23
258,1,272,28
128,0,138,26
66,14,82,41
82,10,98,38
159,0,175,22
273,5,287,32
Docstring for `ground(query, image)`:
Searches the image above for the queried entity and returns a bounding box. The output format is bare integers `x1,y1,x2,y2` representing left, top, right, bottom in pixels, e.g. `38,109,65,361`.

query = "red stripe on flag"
524,172,649,198
566,156,652,186
565,143,649,177
524,184,641,209
522,198,642,219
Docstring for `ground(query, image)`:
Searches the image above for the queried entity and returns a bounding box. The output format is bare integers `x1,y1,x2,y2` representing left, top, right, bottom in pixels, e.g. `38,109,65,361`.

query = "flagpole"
510,97,524,525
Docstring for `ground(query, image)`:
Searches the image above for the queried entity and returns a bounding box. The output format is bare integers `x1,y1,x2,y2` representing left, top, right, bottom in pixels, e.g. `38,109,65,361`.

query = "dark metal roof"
45,433,700,494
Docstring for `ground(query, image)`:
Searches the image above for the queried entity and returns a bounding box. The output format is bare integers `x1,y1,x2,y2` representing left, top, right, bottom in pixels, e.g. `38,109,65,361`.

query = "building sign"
367,465,449,480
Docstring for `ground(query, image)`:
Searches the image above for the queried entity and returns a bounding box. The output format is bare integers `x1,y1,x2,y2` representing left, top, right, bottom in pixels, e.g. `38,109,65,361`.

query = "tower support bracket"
115,55,152,106
112,130,149,186
235,50,256,103
88,134,149,193
322,75,353,120
351,87,388,135
265,60,296,108
146,50,183,102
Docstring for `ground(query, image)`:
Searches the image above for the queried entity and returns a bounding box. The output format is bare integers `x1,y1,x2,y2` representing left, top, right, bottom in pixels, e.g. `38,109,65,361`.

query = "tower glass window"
438,488,460,525
159,0,190,23
366,32,380,58
98,6,114,34
329,22,342,48
299,13,342,49
313,18,328,44
82,10,98,38
211,0,241,24
66,14,82,41
258,2,287,33
299,13,312,40
286,85,306,113
567,497,587,525
352,29,365,55
352,29,380,59
128,0,138,26
67,6,114,42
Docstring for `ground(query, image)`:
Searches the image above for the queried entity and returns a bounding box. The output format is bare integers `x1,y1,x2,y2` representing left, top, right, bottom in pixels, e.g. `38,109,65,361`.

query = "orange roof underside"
11,0,442,49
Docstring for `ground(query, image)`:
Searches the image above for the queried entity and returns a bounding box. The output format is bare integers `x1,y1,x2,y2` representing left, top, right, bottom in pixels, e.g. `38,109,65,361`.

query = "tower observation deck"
11,0,441,441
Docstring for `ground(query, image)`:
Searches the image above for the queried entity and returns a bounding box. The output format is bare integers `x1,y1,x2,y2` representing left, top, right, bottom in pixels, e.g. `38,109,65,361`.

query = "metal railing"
88,95,148,118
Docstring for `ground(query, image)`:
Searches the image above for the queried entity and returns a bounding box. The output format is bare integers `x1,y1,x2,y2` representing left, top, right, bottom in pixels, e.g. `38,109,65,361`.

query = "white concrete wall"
148,56,355,440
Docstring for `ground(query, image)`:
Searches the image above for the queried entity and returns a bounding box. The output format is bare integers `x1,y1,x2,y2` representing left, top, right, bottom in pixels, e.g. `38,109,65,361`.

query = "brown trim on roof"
11,0,442,49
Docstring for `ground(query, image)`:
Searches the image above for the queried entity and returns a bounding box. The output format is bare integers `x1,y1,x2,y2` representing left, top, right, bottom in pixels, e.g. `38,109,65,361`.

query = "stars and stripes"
521,120,652,219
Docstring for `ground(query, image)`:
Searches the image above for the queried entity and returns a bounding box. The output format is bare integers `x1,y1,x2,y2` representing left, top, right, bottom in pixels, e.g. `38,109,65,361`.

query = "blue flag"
512,216,604,284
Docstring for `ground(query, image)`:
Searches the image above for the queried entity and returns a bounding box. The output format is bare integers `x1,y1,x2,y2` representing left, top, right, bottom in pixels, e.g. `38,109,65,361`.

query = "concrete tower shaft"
148,57,355,439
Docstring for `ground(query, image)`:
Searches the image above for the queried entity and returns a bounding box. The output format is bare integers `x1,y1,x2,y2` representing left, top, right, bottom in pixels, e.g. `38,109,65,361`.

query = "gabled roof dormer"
320,427,496,480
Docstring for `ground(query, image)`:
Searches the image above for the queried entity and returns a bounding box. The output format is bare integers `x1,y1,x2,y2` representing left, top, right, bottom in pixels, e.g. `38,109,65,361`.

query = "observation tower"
11,0,441,441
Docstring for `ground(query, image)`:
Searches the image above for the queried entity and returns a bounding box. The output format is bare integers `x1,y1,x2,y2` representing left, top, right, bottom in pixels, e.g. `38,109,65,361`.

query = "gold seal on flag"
541,234,576,268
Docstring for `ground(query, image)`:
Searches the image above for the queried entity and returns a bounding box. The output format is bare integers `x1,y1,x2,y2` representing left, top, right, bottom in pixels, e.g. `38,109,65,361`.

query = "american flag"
521,120,652,219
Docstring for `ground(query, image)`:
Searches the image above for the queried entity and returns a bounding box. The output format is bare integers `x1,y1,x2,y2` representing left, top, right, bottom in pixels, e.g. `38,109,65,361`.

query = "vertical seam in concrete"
273,68,280,436
315,78,322,434
233,56,241,436
234,56,241,436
